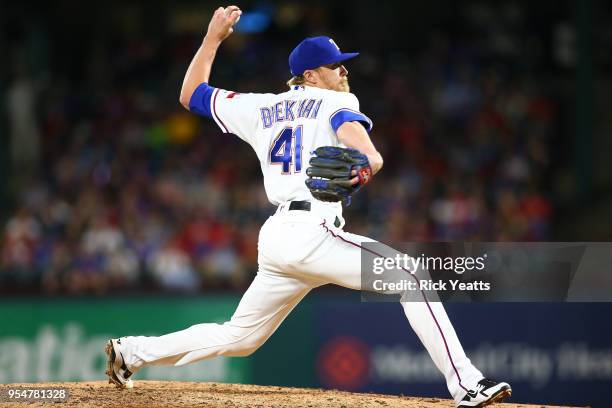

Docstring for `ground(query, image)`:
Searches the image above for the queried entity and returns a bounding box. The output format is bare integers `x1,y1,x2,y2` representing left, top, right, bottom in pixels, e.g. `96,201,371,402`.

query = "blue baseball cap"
289,36,359,76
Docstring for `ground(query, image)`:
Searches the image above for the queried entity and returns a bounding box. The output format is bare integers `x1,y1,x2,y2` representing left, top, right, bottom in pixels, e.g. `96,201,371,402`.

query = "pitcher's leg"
400,301,482,403
301,225,482,403
118,272,311,370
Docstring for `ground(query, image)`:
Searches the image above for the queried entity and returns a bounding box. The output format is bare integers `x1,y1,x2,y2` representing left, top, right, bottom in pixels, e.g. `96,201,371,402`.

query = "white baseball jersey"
189,84,373,206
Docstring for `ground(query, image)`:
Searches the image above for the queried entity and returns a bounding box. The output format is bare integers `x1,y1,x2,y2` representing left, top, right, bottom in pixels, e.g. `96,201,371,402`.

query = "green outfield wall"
0,296,316,385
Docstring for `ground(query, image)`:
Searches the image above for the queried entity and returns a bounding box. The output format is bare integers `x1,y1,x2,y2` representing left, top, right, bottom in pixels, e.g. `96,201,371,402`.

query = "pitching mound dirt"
0,381,572,407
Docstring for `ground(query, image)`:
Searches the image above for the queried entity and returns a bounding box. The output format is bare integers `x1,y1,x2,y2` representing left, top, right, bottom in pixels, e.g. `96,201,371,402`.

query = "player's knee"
231,336,265,357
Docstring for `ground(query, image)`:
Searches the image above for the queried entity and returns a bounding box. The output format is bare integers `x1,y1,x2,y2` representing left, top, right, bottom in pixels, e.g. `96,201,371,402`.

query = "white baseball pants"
119,204,483,403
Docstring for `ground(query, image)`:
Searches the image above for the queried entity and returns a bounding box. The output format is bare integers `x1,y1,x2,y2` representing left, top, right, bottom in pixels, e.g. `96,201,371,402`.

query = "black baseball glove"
305,146,373,203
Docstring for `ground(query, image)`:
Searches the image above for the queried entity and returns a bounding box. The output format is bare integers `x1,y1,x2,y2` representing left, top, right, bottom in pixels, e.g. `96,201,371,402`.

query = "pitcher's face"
318,62,350,92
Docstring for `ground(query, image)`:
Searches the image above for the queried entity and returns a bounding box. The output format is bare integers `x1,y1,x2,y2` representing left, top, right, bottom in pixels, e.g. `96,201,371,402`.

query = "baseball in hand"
224,6,242,25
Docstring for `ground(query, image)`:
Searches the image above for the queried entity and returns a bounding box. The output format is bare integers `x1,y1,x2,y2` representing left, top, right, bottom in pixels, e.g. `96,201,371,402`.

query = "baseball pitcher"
105,6,511,407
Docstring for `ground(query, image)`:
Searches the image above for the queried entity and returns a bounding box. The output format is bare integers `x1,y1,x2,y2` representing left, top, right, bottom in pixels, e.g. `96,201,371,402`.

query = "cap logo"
328,38,340,51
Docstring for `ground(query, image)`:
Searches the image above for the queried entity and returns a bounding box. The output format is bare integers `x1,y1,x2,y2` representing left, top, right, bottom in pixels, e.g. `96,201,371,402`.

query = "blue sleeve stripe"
329,108,373,133
188,83,215,118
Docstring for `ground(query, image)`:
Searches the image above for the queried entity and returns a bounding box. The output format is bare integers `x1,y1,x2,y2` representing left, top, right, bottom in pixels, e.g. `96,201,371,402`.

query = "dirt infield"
0,381,573,408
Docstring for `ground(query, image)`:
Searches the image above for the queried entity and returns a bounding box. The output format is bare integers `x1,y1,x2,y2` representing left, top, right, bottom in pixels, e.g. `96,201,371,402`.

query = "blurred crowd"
1,3,554,295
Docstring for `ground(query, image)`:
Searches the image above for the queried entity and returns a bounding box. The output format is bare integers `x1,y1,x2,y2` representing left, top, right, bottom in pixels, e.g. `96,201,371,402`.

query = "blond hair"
286,75,306,87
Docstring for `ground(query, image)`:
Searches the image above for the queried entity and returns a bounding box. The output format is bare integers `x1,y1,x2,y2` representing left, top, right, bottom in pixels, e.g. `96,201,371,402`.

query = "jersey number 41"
269,126,303,174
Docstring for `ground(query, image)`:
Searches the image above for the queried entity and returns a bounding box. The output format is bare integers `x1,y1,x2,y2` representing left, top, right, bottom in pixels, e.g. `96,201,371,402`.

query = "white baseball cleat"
457,378,512,407
105,338,134,389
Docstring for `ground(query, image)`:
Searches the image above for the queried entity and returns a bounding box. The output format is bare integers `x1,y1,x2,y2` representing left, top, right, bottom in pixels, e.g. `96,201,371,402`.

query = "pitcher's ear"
303,69,318,84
